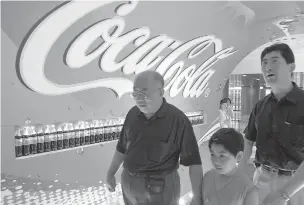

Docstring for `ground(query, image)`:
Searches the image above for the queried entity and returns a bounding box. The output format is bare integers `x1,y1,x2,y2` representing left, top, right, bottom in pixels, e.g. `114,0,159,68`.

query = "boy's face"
210,144,241,175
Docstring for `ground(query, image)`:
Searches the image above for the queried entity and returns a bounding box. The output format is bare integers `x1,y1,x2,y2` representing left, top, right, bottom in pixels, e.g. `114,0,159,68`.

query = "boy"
202,128,258,205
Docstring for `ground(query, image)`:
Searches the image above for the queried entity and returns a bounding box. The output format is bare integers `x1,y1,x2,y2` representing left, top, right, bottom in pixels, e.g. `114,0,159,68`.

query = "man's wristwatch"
280,191,291,201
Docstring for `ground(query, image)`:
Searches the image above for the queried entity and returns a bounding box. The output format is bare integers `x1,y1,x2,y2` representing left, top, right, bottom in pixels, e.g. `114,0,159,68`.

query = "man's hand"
190,197,202,205
260,190,287,205
106,173,116,192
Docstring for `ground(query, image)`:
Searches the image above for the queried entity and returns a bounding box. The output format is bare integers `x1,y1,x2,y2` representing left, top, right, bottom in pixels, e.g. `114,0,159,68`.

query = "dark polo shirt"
116,98,202,173
245,82,304,170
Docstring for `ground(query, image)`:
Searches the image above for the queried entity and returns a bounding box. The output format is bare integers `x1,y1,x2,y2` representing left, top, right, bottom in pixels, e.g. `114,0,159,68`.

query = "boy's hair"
208,128,244,157
260,43,295,64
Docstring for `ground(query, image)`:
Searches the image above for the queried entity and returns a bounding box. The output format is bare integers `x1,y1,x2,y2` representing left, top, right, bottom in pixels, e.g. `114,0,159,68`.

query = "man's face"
261,51,294,86
132,77,163,114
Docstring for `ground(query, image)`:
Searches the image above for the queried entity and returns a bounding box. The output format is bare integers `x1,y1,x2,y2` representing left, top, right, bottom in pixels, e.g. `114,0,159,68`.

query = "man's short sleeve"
116,123,127,154
180,118,202,166
116,112,131,154
245,105,258,142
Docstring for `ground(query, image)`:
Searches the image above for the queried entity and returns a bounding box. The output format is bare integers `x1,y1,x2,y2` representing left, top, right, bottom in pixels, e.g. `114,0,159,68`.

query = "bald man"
106,71,203,205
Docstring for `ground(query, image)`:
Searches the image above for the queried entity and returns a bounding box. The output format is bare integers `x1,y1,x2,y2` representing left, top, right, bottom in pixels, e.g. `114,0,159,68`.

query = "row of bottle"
15,119,124,158
188,115,204,125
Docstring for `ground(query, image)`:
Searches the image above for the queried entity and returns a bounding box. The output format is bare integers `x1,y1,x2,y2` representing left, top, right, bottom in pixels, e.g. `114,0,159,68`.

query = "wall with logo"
2,1,301,204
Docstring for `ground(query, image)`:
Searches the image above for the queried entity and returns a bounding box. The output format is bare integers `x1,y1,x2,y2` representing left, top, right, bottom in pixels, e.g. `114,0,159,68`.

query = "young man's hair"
224,97,232,104
208,128,244,157
219,98,230,109
260,43,295,64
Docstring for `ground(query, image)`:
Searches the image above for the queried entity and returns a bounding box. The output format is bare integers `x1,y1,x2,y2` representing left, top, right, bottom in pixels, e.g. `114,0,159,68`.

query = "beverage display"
14,113,203,159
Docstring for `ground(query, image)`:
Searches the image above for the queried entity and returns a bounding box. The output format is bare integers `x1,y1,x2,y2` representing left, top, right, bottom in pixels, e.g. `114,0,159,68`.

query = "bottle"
84,121,90,145
62,123,70,149
98,120,105,142
74,122,80,147
50,124,57,151
56,123,63,150
79,121,85,146
36,125,45,153
22,126,31,156
117,121,123,140
111,119,118,140
30,126,38,154
43,125,51,152
89,120,95,144
94,120,100,143
68,123,75,148
15,127,23,157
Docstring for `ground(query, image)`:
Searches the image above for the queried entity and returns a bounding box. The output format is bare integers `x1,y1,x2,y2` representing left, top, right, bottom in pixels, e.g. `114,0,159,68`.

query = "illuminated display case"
15,111,205,160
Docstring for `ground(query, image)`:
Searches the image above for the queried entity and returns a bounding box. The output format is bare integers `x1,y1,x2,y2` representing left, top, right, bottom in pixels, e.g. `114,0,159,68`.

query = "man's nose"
265,65,272,72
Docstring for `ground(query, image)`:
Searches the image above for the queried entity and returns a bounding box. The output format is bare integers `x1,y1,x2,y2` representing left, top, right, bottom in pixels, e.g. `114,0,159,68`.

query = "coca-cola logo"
19,0,237,98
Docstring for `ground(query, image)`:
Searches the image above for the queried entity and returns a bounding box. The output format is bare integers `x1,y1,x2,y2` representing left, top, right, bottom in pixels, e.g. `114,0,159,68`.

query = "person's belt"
261,164,296,176
126,169,175,177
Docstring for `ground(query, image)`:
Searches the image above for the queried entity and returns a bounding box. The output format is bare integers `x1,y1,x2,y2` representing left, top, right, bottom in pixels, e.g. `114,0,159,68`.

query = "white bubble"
15,186,22,190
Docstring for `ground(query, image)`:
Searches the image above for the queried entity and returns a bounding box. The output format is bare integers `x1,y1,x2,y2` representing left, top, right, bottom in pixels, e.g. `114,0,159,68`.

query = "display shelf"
15,113,206,160
15,140,116,160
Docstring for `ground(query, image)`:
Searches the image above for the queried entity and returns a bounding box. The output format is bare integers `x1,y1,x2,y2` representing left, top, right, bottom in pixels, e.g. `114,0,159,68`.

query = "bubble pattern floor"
1,173,124,205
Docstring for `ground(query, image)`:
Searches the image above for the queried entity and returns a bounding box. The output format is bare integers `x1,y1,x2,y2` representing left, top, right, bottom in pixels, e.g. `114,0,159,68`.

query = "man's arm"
179,117,203,204
239,105,258,172
107,150,126,176
189,165,204,204
239,138,255,169
108,121,128,176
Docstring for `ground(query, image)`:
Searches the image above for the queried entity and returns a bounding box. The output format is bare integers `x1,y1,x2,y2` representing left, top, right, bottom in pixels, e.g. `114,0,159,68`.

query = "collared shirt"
116,98,202,173
219,109,232,128
245,82,304,170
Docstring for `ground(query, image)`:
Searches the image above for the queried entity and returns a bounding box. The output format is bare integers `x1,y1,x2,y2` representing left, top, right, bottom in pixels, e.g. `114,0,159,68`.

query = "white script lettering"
19,0,237,98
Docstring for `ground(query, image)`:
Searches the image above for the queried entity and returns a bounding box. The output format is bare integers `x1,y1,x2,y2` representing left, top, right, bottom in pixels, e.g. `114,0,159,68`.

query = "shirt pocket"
279,122,304,151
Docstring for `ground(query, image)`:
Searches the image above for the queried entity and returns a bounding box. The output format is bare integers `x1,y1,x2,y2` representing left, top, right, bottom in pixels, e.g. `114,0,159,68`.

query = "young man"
106,71,203,205
239,43,304,205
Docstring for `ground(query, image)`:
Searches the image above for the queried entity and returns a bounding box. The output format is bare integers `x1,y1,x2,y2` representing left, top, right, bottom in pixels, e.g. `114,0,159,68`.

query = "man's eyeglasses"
130,88,162,100
130,92,152,100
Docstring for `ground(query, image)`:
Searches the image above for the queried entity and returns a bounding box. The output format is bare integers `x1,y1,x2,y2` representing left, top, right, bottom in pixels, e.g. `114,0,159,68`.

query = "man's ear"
236,151,243,163
160,88,165,96
290,63,296,73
